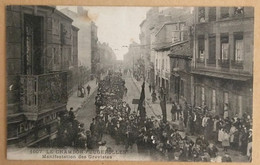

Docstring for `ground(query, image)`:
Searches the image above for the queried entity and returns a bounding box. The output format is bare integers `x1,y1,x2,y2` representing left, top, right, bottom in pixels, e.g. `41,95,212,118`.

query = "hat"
100,106,106,110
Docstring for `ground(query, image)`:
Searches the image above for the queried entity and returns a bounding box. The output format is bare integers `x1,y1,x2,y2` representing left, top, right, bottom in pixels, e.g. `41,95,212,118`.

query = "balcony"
20,72,68,120
218,59,230,68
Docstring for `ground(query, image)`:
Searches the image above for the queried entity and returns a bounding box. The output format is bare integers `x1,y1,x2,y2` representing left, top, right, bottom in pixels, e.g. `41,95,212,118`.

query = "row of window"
198,32,244,64
155,23,187,71
52,47,76,66
199,86,243,116
156,76,244,117
155,55,188,72
198,7,245,23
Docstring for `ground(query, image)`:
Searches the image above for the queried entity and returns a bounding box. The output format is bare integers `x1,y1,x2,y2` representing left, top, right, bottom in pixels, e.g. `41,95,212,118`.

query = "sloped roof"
154,40,189,52
168,40,191,58
153,42,172,51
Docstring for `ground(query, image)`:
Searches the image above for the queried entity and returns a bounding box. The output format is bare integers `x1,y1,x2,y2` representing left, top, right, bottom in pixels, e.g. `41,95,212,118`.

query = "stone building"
192,7,254,117
153,21,191,100
140,7,193,88
6,5,78,147
168,40,192,106
59,7,99,82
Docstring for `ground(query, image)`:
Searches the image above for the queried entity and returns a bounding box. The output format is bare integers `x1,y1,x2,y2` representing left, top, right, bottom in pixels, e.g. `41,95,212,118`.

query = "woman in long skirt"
222,130,230,152
218,128,224,147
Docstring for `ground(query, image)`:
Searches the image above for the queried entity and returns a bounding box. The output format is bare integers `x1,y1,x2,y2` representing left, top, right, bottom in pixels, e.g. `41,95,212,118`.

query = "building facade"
90,22,99,77
154,21,191,100
59,7,99,82
168,41,192,106
68,25,79,94
192,7,254,117
139,7,193,87
6,5,78,147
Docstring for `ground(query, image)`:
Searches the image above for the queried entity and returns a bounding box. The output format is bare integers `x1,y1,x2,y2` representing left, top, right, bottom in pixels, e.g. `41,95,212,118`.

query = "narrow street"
123,75,162,119
123,76,141,113
74,76,153,161
74,73,248,162
5,5,253,163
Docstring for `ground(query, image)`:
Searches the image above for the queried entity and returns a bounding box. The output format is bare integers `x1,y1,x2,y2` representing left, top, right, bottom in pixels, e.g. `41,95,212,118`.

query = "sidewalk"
131,77,173,122
66,78,98,113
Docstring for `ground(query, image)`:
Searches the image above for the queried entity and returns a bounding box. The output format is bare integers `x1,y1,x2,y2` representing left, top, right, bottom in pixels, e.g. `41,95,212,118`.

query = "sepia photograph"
5,5,253,162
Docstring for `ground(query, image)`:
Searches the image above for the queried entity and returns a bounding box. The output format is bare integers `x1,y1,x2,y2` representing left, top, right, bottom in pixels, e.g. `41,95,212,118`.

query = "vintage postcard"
5,5,254,163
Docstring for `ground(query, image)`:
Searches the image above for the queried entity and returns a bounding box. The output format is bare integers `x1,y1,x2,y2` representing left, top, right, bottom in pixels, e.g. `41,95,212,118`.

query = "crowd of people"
81,71,238,162
55,70,252,162
170,102,253,161
55,107,88,148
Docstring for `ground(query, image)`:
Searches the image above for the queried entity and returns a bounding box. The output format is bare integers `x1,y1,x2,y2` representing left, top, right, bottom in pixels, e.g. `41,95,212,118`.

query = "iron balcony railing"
20,71,68,120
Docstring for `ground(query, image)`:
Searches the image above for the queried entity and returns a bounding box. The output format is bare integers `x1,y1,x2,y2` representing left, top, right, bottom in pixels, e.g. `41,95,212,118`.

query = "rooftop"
168,40,191,58
154,40,188,51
